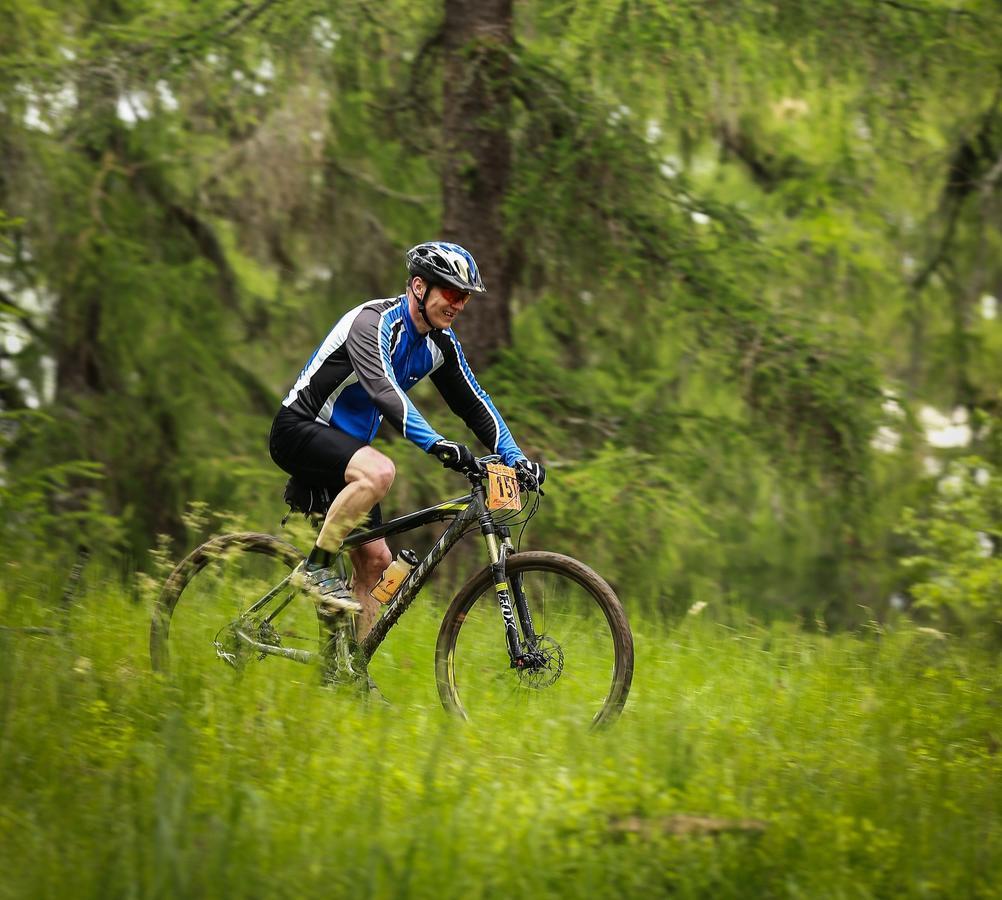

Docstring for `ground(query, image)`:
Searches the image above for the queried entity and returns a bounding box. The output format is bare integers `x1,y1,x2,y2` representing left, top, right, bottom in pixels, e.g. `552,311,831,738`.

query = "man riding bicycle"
270,241,545,640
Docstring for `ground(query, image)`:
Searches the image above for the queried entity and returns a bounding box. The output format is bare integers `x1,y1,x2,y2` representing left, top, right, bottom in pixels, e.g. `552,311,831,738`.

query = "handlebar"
462,454,544,495
466,453,501,477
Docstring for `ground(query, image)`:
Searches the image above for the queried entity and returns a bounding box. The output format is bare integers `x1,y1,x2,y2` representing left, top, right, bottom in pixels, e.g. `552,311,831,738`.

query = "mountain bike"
150,455,634,729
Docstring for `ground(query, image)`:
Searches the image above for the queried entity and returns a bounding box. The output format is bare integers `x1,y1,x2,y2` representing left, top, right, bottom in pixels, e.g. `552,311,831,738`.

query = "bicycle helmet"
405,241,487,294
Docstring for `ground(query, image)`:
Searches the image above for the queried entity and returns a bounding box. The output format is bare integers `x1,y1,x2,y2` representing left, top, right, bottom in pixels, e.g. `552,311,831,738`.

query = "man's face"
419,280,471,329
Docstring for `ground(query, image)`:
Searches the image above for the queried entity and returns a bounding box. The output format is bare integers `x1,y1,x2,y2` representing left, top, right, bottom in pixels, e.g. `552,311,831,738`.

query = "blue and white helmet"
405,241,487,294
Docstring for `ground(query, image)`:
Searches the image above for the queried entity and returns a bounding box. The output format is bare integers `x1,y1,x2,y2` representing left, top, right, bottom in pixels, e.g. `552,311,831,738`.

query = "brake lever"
465,460,487,480
515,472,544,496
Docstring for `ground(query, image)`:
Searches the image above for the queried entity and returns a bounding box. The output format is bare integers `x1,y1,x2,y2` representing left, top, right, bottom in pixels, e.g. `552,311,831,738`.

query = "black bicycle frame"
234,473,540,672
331,480,535,666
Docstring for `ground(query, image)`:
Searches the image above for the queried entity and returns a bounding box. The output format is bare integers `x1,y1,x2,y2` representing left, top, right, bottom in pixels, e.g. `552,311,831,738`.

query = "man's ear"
410,276,426,300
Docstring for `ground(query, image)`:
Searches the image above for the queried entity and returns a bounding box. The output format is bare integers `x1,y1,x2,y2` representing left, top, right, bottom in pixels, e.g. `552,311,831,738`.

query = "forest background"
2,0,1000,634
2,1,1002,897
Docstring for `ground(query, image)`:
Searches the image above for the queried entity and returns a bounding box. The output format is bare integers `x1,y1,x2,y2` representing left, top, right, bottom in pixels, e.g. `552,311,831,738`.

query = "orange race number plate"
486,463,522,512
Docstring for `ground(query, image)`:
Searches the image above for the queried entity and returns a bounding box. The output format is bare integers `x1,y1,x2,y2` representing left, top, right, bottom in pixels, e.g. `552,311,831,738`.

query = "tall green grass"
1,581,1000,899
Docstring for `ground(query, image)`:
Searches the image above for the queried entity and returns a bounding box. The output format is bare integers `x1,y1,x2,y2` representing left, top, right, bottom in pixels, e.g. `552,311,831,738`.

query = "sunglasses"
437,286,471,304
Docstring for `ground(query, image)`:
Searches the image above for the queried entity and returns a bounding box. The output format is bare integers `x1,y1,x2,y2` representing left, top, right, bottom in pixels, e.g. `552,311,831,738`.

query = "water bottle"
370,549,419,604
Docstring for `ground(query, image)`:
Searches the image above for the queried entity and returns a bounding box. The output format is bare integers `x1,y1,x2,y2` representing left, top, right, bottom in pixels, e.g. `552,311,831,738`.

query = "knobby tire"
435,551,634,730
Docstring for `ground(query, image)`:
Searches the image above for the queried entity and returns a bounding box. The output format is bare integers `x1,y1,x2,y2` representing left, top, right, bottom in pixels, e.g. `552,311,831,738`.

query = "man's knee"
346,448,395,499
369,456,395,495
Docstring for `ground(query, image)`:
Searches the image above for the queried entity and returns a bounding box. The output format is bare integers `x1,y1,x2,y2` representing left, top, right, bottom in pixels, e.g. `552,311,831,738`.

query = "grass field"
1,579,1000,899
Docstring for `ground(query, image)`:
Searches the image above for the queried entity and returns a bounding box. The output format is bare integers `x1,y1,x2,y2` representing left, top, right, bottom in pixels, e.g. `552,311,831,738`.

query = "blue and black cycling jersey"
281,295,525,465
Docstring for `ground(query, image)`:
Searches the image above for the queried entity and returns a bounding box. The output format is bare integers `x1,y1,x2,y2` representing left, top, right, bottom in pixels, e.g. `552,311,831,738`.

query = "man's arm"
345,306,444,450
429,329,525,466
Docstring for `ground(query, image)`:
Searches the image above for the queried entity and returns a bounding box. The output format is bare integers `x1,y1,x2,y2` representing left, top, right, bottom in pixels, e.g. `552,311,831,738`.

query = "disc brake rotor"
213,621,247,669
214,618,282,668
517,635,564,689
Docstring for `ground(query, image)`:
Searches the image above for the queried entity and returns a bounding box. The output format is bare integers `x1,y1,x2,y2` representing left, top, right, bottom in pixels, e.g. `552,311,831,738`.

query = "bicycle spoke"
151,534,309,682
440,557,630,729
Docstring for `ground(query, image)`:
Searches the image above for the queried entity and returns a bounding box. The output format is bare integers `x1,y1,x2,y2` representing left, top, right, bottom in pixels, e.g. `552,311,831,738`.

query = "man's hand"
429,439,477,473
514,458,546,488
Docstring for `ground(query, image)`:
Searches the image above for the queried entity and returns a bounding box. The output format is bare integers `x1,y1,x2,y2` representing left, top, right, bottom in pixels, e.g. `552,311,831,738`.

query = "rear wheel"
150,532,310,680
435,551,634,730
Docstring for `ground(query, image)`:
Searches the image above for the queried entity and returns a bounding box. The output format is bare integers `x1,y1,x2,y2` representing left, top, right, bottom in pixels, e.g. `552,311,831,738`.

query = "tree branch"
328,159,432,206
913,89,1000,290
220,0,284,38
0,290,46,341
874,0,981,21
166,202,240,311
372,23,446,152
129,154,241,312
980,151,1002,199
911,193,965,291
223,359,279,415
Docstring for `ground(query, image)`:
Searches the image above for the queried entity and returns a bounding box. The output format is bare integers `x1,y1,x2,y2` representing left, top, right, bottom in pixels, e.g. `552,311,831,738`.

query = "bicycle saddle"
283,477,335,517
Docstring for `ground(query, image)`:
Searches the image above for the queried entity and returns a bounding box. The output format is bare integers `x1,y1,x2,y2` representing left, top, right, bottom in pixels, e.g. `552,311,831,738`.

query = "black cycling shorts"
269,407,382,525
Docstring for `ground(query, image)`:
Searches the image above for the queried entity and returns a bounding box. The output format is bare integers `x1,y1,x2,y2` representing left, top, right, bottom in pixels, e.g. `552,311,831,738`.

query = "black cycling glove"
429,439,477,473
514,458,546,488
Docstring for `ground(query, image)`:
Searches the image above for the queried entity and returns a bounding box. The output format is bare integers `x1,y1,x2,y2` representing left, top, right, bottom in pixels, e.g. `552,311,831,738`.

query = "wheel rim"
444,563,627,729
152,536,307,683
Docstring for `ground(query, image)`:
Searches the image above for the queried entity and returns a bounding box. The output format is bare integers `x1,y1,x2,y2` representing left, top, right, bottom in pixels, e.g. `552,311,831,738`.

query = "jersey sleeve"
345,306,444,451
429,330,525,465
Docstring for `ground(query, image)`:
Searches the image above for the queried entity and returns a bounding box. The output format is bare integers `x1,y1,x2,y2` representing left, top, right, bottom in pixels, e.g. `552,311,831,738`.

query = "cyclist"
270,241,545,640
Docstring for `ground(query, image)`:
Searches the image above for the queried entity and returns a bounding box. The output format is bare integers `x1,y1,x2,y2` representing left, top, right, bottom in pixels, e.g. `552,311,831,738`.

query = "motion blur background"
2,3,1002,897
2,0,1000,634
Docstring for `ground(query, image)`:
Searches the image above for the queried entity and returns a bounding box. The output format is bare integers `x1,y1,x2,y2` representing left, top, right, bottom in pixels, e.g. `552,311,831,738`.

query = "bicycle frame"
236,477,540,673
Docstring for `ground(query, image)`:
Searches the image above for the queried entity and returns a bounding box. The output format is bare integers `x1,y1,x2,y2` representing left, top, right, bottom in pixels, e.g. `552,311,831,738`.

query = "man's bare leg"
302,445,395,620
315,447,395,553
349,541,392,642
305,447,394,697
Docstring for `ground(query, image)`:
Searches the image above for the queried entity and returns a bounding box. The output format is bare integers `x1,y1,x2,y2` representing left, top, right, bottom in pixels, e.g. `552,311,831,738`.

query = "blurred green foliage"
1,586,1000,898
1,7,1000,897
900,457,1002,644
0,0,1000,627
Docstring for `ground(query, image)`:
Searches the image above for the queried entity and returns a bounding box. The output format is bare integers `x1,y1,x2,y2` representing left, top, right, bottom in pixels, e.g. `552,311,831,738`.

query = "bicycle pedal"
317,596,362,616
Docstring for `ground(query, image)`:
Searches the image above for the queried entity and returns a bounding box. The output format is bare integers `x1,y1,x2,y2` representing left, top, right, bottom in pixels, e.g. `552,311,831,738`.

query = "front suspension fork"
481,520,538,666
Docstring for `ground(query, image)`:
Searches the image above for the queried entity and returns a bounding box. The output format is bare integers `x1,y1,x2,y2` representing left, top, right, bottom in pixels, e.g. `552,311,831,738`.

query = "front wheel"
435,551,634,730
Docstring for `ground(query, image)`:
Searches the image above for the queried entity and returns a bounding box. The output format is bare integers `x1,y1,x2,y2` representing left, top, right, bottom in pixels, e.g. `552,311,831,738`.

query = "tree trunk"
441,0,513,370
